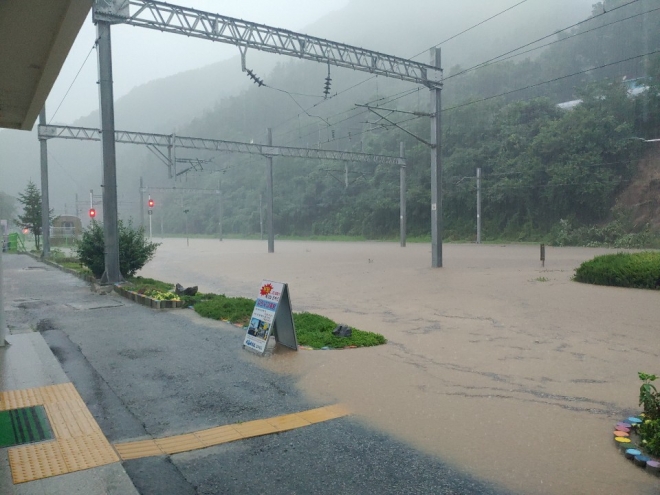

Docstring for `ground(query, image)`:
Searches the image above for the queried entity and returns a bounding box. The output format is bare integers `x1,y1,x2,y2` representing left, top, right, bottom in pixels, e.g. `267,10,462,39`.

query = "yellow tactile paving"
155,433,206,455
4,383,120,484
58,434,119,471
194,425,243,446
265,413,312,431
296,405,349,424
3,381,351,479
114,439,164,460
233,419,279,438
8,441,68,484
0,388,44,411
113,404,351,461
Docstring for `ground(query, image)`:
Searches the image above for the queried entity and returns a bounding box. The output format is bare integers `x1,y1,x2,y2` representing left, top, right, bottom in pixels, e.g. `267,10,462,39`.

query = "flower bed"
114,286,183,309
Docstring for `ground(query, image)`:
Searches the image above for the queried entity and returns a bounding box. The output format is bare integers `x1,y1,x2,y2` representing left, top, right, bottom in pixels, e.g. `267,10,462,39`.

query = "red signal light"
148,198,154,208
89,208,96,218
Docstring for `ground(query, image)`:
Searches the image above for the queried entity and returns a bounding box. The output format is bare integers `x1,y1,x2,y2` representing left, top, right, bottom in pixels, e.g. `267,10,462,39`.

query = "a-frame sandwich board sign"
243,280,298,354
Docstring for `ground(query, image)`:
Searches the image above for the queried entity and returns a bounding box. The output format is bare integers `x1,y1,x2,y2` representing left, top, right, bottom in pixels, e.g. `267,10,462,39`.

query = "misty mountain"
0,0,593,215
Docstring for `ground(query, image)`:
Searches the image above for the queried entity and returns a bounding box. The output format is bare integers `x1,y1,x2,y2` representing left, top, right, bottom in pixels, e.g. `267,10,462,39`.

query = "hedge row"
574,252,660,290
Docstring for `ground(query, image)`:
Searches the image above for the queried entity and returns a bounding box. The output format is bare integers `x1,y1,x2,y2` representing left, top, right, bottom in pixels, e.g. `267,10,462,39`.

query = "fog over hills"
0,0,593,214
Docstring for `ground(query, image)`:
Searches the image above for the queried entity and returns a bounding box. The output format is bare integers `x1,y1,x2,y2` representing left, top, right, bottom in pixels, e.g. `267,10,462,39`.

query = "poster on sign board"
243,280,297,354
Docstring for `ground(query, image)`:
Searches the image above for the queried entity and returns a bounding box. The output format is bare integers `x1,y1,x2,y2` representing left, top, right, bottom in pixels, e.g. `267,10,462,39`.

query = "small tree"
77,220,160,278
15,181,51,250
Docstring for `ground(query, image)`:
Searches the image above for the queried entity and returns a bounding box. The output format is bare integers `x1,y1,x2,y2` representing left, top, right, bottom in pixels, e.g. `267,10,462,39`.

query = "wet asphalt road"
6,255,511,494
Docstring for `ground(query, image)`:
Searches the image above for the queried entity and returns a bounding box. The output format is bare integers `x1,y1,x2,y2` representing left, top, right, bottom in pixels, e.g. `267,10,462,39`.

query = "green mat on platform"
0,406,53,448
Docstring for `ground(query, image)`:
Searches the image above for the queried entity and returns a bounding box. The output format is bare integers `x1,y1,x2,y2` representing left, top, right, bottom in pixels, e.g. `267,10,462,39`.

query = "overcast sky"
45,0,350,124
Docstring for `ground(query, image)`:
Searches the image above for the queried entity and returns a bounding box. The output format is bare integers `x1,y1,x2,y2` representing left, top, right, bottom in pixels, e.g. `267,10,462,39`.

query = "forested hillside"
154,0,660,244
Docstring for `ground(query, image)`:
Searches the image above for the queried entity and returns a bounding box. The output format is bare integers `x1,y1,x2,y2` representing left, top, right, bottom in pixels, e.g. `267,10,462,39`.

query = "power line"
269,1,535,136
445,7,660,81
409,0,531,60
443,48,660,114
273,1,642,146
49,42,96,124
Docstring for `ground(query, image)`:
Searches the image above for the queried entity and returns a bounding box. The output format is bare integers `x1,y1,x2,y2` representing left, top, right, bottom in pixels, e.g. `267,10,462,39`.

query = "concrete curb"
24,253,182,310
24,252,96,284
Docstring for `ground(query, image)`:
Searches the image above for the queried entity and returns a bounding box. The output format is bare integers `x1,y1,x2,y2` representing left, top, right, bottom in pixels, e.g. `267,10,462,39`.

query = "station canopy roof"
0,0,92,130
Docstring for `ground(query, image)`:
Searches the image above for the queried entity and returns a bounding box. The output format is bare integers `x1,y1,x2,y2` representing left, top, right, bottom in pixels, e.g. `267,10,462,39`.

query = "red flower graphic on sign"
260,283,274,296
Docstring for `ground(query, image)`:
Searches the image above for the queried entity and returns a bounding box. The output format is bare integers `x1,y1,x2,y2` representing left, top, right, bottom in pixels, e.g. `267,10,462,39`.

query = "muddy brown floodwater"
141,239,660,495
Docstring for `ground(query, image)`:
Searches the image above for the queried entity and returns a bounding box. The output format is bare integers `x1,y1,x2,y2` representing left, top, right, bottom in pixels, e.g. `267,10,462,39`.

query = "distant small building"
51,215,82,240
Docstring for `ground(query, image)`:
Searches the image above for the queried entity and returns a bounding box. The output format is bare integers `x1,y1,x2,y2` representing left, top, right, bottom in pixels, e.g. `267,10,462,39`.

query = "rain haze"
2,1,660,494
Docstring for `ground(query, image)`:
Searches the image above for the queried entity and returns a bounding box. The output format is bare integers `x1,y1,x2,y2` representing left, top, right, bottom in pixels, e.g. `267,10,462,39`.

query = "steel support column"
0,249,6,346
217,180,223,242
39,108,50,258
430,47,443,267
266,128,274,253
97,21,121,284
139,176,144,229
476,167,482,244
400,142,406,248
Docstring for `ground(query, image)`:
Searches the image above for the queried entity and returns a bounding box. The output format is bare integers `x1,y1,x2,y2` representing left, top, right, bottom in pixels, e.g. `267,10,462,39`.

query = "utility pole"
344,162,349,189
168,133,177,179
430,47,443,267
266,128,274,253
148,194,153,239
96,18,121,284
39,108,50,258
139,177,144,228
217,179,223,241
75,193,79,219
259,193,264,240
184,209,189,246
476,167,482,244
0,246,6,347
400,142,406,247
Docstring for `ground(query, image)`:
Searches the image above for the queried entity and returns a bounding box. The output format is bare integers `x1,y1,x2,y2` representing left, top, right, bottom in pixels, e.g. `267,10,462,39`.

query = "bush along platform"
114,286,183,310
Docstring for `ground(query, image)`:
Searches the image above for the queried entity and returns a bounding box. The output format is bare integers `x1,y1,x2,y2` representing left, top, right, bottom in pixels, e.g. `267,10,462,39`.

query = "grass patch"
293,312,386,349
574,251,660,290
193,295,386,349
57,268,387,350
125,276,175,293
194,295,256,326
534,276,549,282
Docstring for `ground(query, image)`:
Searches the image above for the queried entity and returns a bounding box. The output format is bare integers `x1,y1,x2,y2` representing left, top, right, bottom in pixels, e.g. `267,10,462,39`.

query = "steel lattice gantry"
39,123,408,248
89,0,443,283
92,0,442,88
38,124,405,166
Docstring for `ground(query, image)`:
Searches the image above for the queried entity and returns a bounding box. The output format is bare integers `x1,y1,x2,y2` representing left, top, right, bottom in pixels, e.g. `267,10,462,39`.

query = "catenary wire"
49,43,97,124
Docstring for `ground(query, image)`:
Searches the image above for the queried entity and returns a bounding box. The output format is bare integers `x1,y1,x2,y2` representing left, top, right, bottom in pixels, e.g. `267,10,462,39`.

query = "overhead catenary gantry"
38,124,405,166
89,0,443,282
38,123,408,247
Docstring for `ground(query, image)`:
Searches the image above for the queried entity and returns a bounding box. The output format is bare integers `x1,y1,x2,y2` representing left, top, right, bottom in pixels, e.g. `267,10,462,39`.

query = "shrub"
76,220,160,278
639,372,660,420
550,218,659,248
573,252,660,290
638,373,660,456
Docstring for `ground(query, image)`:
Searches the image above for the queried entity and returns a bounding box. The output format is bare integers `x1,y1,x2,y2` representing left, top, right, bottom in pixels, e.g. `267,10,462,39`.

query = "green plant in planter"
639,419,660,456
639,372,660,420
637,372,660,457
